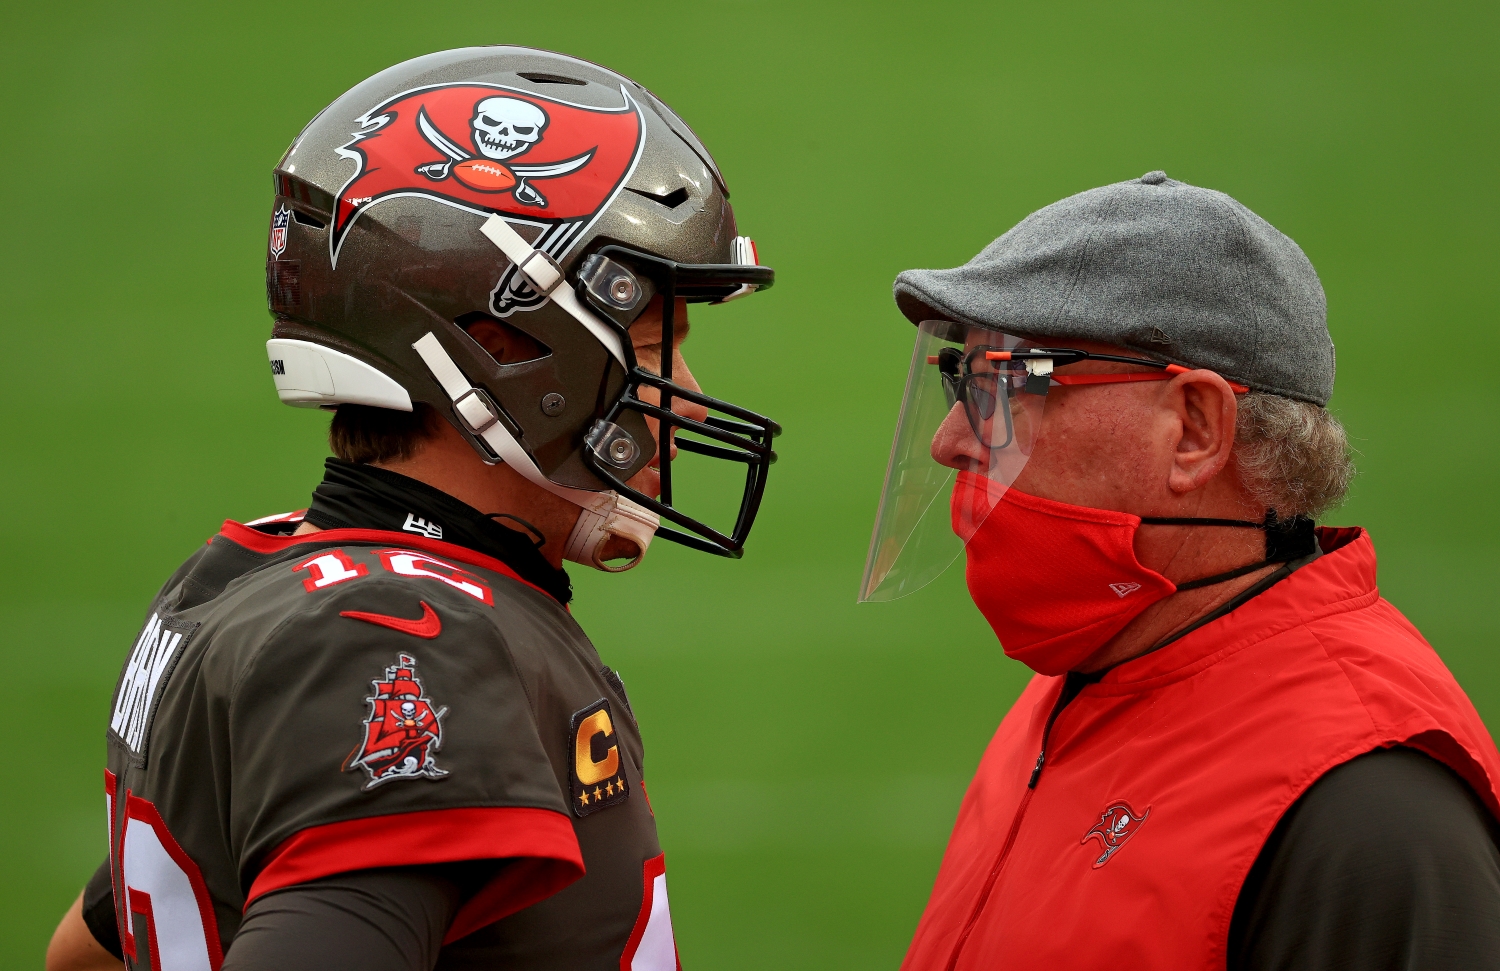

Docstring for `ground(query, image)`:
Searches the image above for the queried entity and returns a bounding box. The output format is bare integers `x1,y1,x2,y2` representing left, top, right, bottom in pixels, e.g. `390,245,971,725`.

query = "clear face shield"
859,321,1240,602
859,321,1049,602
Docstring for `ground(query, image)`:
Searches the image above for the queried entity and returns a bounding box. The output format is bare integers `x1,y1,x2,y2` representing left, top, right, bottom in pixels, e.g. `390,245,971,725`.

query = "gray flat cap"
894,171,1333,405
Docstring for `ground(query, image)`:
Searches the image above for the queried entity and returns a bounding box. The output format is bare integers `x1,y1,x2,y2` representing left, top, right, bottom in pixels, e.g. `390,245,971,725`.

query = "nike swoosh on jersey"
339,601,442,639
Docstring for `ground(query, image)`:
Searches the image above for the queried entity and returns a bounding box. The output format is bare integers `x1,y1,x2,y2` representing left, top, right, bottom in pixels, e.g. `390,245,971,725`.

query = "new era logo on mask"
1110,582,1142,598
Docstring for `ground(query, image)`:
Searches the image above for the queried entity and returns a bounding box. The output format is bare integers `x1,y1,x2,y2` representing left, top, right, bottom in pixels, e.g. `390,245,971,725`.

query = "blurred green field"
3,0,1497,965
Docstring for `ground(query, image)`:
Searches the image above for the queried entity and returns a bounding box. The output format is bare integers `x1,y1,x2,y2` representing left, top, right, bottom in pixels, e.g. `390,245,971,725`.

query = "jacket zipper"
941,677,1085,971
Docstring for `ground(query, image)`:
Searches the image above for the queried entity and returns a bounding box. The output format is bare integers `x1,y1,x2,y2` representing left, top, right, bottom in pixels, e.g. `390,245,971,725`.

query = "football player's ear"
462,315,550,365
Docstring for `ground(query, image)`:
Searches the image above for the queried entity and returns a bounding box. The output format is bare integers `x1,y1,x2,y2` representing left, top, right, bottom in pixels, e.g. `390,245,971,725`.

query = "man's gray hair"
1234,394,1354,519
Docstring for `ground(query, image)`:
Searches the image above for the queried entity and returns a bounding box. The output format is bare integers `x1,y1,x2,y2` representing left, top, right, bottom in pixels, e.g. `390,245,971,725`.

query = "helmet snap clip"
586,421,642,470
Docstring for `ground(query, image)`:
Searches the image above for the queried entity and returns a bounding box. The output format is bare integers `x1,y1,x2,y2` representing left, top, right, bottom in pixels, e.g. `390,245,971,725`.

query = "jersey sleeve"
82,856,122,960
219,578,582,938
224,865,462,971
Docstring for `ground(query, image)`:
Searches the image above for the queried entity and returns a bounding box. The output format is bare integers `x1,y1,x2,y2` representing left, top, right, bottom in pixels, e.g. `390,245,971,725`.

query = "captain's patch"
570,699,629,817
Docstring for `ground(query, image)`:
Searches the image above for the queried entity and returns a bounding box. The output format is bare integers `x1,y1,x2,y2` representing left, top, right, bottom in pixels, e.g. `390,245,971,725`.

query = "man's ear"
460,315,550,365
1166,370,1238,495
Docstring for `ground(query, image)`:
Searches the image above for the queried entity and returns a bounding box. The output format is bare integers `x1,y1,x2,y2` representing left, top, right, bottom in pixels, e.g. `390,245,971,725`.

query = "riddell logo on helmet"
331,82,645,316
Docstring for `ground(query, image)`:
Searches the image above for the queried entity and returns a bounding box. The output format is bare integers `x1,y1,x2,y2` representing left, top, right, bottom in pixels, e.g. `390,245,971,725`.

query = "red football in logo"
451,159,517,193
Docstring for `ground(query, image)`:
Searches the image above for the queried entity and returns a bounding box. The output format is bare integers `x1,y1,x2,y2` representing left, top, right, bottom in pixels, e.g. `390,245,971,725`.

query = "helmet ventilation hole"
626,186,690,210
518,72,586,85
291,209,326,229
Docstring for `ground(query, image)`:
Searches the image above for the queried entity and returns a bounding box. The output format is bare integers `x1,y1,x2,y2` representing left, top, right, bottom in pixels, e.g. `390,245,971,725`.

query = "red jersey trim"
248,806,584,935
619,853,680,971
214,520,556,603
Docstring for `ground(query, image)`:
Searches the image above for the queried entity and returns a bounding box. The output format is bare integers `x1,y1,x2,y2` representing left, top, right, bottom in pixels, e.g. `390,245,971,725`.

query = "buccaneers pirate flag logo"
332,82,645,315
348,653,449,789
1081,800,1151,868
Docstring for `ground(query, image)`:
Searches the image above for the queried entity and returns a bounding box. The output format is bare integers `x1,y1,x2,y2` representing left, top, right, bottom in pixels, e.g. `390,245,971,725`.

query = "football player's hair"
329,403,441,465
1234,394,1355,519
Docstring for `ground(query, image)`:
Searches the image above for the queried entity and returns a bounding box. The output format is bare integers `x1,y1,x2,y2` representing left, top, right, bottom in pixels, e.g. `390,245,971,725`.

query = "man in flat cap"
861,172,1500,969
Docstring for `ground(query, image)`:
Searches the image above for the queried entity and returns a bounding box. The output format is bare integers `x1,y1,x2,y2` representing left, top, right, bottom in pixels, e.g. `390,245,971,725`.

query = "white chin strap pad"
564,491,660,573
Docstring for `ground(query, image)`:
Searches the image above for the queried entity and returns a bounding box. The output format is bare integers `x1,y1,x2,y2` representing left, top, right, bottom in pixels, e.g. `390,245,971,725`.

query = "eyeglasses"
930,345,1249,444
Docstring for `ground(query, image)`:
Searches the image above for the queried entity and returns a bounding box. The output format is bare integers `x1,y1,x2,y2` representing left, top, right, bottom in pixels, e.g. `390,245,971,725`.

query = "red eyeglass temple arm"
949,352,1251,394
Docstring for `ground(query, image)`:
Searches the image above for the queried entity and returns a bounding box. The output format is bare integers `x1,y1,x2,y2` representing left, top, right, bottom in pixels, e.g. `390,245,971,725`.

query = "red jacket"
902,528,1500,971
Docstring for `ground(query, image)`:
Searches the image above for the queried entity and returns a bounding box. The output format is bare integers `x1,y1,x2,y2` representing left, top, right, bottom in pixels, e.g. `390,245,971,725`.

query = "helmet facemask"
574,245,778,558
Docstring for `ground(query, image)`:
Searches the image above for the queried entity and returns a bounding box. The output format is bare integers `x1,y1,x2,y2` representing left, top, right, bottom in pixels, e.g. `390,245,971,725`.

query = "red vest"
902,528,1500,971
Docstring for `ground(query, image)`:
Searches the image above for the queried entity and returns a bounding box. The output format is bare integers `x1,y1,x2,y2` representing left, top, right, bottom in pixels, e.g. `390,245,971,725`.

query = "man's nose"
931,402,987,469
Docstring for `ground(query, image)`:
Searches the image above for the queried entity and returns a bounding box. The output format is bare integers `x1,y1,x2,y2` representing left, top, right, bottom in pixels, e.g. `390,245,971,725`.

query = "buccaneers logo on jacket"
331,82,645,314
1081,800,1150,868
348,653,449,789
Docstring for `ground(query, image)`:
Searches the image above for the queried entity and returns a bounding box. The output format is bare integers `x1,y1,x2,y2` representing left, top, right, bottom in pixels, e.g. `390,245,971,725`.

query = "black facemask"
304,458,572,604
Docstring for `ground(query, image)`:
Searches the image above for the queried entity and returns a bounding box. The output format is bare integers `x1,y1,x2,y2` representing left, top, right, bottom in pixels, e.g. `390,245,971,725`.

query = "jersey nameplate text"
109,608,199,763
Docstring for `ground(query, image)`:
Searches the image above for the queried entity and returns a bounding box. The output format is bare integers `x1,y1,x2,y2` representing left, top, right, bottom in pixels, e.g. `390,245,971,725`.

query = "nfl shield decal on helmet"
330,82,645,315
348,653,450,789
269,205,290,258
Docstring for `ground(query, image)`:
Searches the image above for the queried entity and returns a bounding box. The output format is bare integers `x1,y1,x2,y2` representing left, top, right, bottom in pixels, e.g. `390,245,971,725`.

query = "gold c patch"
570,699,629,817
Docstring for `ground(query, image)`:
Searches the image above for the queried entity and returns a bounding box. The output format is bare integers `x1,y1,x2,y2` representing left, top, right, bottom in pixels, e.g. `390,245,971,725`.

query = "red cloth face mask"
953,471,1177,675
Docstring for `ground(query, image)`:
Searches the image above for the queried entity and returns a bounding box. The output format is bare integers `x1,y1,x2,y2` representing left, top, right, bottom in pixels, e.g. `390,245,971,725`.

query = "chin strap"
410,332,659,572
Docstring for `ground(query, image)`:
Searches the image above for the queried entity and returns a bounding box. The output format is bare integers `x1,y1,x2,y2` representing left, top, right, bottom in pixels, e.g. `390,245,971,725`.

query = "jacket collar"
1096,527,1375,690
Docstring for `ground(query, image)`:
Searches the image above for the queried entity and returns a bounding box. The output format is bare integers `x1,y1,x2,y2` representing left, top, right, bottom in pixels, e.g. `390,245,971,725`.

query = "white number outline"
108,776,224,971
292,549,369,592
377,549,494,605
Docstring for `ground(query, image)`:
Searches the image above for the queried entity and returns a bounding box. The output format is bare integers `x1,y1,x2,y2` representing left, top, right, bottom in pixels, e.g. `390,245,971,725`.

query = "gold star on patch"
593,786,603,800
605,780,616,796
579,791,590,806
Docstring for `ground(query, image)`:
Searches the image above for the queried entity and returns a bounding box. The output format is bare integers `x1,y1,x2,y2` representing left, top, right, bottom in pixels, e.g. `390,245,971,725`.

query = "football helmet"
265,47,777,569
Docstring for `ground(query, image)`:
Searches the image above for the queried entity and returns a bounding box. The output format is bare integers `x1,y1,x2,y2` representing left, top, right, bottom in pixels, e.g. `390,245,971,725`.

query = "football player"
46,47,778,971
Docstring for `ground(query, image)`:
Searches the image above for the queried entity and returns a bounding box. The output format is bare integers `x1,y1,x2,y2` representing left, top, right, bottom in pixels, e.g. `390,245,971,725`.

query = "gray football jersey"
103,519,680,970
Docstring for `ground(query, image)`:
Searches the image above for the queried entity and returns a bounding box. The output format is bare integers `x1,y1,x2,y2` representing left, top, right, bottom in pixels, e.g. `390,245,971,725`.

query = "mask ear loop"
1140,510,1319,590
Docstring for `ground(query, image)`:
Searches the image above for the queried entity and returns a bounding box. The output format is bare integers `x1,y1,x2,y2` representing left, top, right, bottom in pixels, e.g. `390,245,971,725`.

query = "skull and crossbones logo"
412,95,591,208
470,97,548,160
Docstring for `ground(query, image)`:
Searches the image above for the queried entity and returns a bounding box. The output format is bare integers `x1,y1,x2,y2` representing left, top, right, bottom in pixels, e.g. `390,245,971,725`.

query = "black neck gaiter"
303,458,572,604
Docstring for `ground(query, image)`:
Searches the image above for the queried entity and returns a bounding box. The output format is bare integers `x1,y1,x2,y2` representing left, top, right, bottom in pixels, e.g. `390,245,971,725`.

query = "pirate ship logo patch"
1081,800,1150,868
330,81,645,315
348,653,449,789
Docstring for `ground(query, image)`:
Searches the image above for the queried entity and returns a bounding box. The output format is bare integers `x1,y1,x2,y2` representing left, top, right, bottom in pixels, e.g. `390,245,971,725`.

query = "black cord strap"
1141,509,1319,592
1140,517,1261,529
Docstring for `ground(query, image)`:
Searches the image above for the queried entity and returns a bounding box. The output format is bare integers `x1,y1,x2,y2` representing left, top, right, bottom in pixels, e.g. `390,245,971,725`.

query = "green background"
3,1,1496,965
